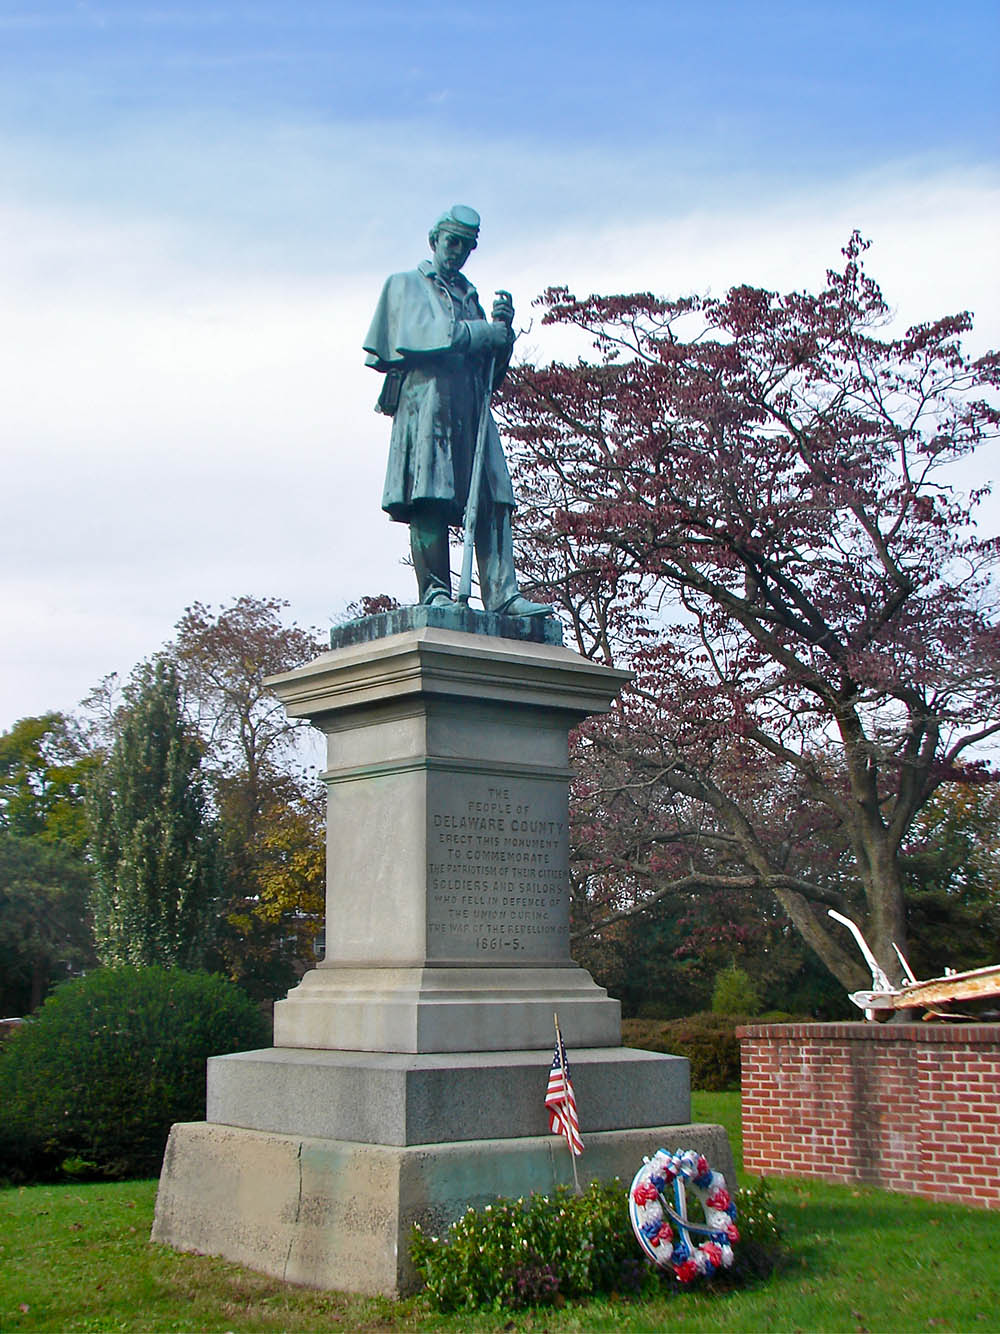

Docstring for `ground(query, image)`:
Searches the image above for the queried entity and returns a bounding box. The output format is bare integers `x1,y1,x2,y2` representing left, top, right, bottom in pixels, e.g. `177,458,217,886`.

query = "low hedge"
623,1011,808,1090
410,1177,782,1311
0,966,268,1181
622,1012,749,1090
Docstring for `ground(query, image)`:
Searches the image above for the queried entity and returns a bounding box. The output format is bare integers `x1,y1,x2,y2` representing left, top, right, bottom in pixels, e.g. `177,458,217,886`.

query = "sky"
2,0,998,732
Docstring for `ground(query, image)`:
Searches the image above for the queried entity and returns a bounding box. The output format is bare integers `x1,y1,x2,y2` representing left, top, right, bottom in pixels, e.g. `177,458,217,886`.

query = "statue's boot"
410,501,553,617
410,508,457,607
492,594,555,618
477,505,554,618
423,588,459,608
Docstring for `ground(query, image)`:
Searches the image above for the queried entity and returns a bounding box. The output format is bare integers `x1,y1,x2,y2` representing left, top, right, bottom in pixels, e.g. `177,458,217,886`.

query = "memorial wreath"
628,1147,739,1283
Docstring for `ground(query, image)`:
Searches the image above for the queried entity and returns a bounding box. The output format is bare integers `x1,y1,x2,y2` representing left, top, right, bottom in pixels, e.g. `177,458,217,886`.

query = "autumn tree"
166,597,326,996
87,660,219,968
565,730,851,1015
216,773,327,995
500,235,1000,992
170,596,322,836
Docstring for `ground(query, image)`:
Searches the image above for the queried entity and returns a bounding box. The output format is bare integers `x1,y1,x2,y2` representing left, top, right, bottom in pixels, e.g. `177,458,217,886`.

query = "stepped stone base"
208,1044,690,1146
273,965,621,1053
152,1120,737,1297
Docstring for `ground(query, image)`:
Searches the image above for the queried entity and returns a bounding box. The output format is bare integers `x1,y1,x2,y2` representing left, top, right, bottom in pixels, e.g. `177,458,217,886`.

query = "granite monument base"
152,613,736,1296
152,1118,737,1297
207,1044,691,1144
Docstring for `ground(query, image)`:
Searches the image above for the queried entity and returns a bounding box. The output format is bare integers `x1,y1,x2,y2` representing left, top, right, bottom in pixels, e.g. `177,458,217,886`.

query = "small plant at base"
735,1177,782,1247
411,1176,783,1311
729,1177,783,1282
511,1255,560,1307
410,1181,647,1312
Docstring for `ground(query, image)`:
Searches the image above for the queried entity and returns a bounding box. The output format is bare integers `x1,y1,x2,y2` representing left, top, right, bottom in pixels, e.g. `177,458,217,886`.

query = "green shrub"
410,1180,651,1311
0,966,268,1181
410,1176,784,1311
622,1012,747,1090
711,963,761,1016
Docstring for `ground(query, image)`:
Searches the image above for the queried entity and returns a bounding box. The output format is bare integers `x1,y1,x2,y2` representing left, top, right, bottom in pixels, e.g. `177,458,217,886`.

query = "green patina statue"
363,205,551,617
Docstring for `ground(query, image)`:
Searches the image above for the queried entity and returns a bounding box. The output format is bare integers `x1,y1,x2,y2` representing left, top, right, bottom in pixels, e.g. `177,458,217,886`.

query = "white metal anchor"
828,908,1000,1020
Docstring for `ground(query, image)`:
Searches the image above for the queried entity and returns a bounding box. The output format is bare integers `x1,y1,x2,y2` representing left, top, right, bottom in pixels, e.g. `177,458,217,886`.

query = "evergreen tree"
87,660,219,968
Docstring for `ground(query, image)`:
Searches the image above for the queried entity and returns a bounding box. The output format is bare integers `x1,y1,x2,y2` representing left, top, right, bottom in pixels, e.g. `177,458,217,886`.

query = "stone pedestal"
153,1120,735,1297
152,610,735,1296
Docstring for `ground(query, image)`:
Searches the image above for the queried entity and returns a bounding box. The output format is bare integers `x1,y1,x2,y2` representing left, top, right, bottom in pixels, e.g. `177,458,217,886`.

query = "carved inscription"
428,785,567,956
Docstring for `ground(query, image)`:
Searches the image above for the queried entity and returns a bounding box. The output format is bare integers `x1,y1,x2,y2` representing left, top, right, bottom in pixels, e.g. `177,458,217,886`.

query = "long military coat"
363,260,516,525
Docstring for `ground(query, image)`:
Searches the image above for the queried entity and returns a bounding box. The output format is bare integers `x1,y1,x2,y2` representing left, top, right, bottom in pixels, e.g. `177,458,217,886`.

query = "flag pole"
554,1011,581,1194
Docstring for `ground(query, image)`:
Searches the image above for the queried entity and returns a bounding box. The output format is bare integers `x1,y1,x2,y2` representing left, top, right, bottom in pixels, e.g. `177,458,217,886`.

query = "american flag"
545,1031,583,1157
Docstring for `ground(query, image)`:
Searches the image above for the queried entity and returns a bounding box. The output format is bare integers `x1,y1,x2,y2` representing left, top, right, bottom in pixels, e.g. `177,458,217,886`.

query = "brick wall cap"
737,1022,1000,1043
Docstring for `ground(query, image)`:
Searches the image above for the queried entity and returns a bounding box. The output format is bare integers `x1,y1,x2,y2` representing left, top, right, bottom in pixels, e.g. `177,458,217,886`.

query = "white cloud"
494,164,1000,349
1,160,997,730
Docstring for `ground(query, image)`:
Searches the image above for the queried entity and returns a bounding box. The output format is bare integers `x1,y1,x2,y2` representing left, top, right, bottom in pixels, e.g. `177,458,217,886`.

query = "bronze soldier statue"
364,205,551,616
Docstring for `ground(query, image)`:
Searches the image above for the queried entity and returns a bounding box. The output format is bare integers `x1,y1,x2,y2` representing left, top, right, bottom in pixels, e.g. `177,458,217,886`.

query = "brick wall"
738,1023,1000,1209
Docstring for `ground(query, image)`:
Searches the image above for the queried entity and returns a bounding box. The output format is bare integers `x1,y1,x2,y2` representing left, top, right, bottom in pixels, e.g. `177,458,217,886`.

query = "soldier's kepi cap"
434,204,480,240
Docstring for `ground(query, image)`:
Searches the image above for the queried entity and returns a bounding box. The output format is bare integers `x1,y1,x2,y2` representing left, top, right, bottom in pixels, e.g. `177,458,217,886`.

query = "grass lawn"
2,1092,998,1333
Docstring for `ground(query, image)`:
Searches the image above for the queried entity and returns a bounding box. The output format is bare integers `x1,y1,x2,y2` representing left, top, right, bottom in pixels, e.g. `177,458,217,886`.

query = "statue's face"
432,227,475,277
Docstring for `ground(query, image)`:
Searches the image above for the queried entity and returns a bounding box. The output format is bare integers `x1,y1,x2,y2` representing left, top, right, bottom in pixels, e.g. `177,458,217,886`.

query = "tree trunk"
770,885,869,993
861,839,910,988
30,960,48,1014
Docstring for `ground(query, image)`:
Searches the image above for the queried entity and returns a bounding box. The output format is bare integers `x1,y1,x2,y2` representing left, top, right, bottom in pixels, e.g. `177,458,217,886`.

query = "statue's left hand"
492,290,514,326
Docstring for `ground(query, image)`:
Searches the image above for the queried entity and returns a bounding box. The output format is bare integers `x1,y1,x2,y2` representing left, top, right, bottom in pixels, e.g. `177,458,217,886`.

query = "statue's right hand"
486,321,513,352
